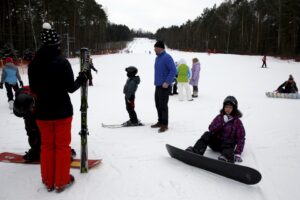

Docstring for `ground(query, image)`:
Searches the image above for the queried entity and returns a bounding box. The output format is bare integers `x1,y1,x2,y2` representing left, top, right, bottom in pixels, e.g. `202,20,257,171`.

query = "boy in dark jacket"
186,96,245,163
122,66,141,126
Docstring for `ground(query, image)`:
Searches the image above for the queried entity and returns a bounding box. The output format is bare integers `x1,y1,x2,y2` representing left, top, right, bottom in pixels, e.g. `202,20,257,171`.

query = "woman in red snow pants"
36,117,72,189
28,23,87,192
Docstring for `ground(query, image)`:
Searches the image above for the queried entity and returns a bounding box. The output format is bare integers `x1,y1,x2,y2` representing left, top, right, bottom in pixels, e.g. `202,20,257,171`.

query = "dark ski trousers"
261,62,267,68
155,86,170,126
24,114,41,155
5,82,19,101
193,131,235,162
125,97,138,123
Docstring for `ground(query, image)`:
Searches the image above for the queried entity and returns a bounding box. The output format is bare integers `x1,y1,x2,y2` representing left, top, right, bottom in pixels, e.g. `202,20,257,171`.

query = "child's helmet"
13,92,35,117
125,66,138,77
223,96,238,110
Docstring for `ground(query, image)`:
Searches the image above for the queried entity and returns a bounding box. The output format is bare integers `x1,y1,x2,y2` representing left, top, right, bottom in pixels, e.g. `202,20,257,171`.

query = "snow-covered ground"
0,38,300,200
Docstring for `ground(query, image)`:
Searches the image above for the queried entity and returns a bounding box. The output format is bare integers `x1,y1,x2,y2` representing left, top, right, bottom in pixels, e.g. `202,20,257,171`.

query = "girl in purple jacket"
186,96,245,163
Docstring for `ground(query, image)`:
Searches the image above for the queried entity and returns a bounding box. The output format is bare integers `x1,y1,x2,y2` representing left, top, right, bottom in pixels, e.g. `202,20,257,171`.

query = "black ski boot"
23,149,40,162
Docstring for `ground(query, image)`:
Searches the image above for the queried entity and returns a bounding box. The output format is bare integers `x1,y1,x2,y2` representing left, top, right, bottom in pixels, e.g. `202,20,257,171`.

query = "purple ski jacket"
189,62,200,86
208,114,245,155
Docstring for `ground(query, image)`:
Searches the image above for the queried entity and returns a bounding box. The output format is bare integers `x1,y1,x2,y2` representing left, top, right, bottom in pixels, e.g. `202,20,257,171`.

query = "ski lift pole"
79,47,90,173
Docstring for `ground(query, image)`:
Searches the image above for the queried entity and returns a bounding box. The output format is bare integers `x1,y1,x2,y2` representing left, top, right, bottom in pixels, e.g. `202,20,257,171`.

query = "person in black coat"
276,74,298,93
28,22,87,192
122,66,141,126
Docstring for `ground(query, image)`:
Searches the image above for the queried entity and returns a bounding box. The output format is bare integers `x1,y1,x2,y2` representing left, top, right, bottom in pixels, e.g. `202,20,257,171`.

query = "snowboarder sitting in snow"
186,96,245,163
122,66,141,126
13,86,76,162
276,74,298,93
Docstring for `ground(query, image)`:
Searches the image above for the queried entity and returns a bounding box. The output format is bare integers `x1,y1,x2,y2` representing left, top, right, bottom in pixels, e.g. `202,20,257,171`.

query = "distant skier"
261,55,267,68
122,66,141,126
276,74,298,93
0,57,23,109
87,58,98,86
186,96,245,163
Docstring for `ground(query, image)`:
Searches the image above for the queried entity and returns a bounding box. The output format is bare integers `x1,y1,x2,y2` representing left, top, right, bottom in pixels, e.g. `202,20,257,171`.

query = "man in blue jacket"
151,41,176,133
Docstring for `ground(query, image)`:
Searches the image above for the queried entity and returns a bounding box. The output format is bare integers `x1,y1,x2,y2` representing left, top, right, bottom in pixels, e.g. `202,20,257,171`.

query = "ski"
79,48,90,173
101,122,147,128
166,144,262,185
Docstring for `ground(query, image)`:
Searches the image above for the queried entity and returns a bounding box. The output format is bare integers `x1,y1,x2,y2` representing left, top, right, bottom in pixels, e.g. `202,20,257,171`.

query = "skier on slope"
186,96,245,163
122,66,141,126
0,57,23,109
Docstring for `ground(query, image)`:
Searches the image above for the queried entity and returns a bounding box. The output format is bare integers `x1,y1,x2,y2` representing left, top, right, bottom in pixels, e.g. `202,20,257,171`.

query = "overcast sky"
96,0,224,33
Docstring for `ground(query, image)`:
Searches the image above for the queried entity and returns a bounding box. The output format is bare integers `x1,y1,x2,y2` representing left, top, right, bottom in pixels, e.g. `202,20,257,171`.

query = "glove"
0,82,3,89
19,81,24,87
78,71,88,81
234,154,243,162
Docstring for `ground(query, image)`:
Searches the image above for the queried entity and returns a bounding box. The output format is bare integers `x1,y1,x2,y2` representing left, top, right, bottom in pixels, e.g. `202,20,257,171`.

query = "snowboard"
166,144,262,185
101,122,146,128
0,152,101,169
265,91,299,99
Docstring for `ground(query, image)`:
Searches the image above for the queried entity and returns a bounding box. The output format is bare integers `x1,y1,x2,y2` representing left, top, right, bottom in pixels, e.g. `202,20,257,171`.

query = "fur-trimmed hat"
40,23,61,46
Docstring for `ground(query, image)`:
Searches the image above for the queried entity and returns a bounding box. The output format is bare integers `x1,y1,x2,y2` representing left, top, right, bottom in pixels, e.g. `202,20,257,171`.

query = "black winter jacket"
28,46,83,120
123,76,140,100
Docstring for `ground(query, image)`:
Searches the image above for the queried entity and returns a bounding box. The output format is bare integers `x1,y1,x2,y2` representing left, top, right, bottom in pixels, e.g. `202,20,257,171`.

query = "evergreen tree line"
156,0,300,59
0,0,134,59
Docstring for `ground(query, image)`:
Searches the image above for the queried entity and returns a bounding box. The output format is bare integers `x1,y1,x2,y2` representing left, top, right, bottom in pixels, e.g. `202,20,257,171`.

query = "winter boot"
185,146,195,153
192,91,198,98
158,124,168,133
151,122,161,128
23,149,40,162
71,149,76,161
122,120,141,126
218,154,234,163
55,174,75,193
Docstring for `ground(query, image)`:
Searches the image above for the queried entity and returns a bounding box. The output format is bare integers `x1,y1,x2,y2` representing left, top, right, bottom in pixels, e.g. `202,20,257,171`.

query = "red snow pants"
36,117,72,188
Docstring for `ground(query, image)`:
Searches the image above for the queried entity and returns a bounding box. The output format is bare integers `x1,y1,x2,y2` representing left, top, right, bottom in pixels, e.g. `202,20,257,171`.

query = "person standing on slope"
122,66,141,126
28,22,87,193
189,57,201,98
151,41,177,133
0,57,23,109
